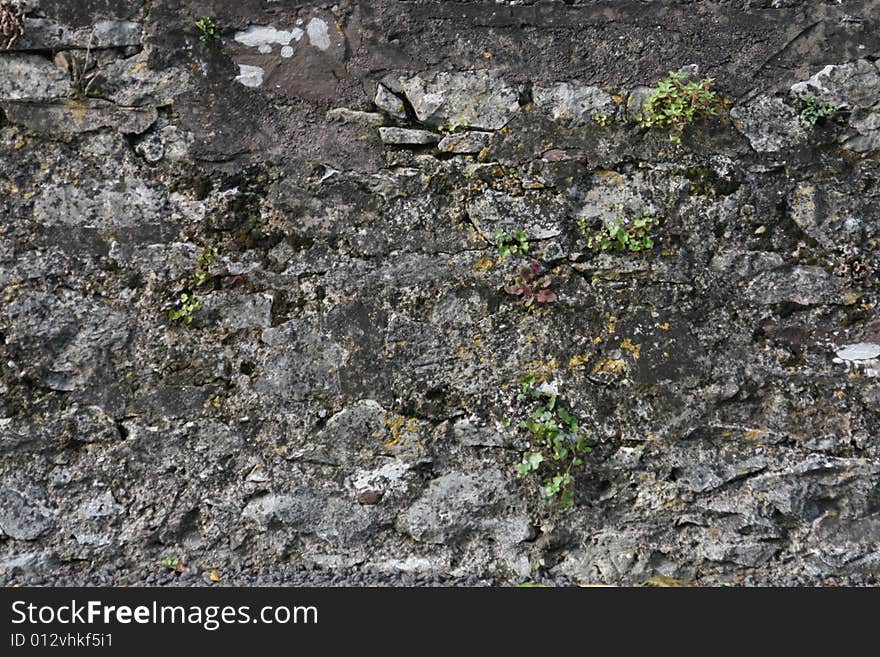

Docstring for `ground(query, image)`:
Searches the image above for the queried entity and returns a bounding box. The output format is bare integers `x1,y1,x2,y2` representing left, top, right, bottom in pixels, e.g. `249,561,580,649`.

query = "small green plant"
169,292,200,324
495,228,529,259
511,374,592,507
196,17,220,42
800,96,838,125
638,71,726,143
160,556,180,569
591,112,611,127
193,247,218,286
506,259,557,306
579,206,658,253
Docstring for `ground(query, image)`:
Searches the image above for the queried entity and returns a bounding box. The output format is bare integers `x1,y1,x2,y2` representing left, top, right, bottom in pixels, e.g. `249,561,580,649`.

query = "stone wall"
1,0,880,585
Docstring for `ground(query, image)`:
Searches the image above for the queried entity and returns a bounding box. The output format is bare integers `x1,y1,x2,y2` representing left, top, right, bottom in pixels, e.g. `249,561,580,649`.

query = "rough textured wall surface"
2,0,880,586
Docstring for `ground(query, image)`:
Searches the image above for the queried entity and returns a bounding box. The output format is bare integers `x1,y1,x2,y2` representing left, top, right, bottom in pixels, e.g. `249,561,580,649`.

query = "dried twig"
0,0,27,50
68,31,100,100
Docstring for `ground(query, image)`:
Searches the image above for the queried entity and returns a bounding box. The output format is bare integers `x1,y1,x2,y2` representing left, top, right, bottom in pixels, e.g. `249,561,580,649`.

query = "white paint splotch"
232,18,335,88
307,18,331,51
835,342,880,361
834,342,880,378
234,25,303,56
235,64,265,88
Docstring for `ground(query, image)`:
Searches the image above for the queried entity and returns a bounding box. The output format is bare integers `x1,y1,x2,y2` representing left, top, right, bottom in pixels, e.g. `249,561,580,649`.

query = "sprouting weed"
510,374,592,507
637,71,726,143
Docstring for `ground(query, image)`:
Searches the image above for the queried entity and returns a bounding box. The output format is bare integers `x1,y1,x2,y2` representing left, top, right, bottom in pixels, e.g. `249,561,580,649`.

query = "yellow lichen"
473,256,494,272
620,338,641,360
591,358,626,375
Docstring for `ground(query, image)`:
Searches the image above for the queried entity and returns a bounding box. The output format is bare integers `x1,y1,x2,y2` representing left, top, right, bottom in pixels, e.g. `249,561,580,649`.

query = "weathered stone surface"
12,18,142,50
791,61,880,153
400,71,520,130
731,96,807,152
375,84,407,120
437,130,493,154
3,0,880,588
378,127,440,145
397,470,532,546
791,60,880,109
468,188,568,241
745,266,852,307
533,82,615,124
0,487,54,541
326,107,384,126
0,53,68,101
2,100,157,135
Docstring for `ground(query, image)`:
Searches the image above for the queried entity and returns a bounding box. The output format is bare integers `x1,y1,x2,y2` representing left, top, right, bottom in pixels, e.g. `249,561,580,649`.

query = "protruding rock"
532,81,614,124
399,70,520,130
437,130,493,154
396,470,532,546
375,84,407,120
326,107,384,126
731,96,806,152
378,127,440,145
0,53,68,101
791,60,880,109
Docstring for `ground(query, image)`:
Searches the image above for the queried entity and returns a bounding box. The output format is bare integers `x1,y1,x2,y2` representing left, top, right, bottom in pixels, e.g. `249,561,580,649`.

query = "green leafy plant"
637,71,726,143
194,247,218,286
506,259,557,306
196,17,220,42
495,228,530,259
160,556,180,569
579,206,658,253
591,112,611,127
169,292,200,325
800,96,838,125
511,374,592,507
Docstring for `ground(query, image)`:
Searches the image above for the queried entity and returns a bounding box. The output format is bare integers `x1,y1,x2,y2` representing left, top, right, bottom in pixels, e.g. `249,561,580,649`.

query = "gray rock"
13,19,141,50
0,487,54,541
396,470,532,546
452,418,506,447
845,109,880,153
745,266,853,306
255,320,346,401
0,53,69,101
532,81,614,124
97,50,191,108
835,343,880,361
242,491,373,549
378,127,441,145
709,251,785,281
437,130,493,154
731,96,807,152
326,107,384,126
375,84,407,120
199,292,274,330
790,61,880,153
790,60,880,109
400,70,520,130
788,182,876,249
242,491,324,530
61,405,120,443
468,188,568,241
78,491,124,519
2,100,157,135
